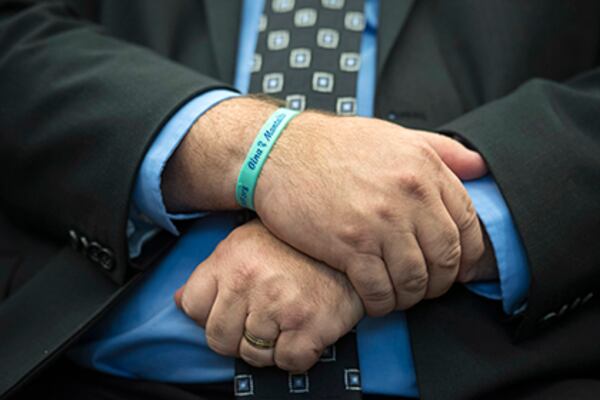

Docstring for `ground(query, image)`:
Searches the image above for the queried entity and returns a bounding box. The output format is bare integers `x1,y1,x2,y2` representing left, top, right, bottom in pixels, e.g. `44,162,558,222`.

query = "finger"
274,330,324,373
382,232,429,310
414,198,461,299
346,254,396,317
239,311,281,368
440,171,485,281
420,132,488,180
204,288,248,357
458,226,498,282
176,261,218,328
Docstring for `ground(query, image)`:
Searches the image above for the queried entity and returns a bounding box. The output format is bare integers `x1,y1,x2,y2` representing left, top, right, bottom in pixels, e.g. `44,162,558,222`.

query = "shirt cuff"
132,89,239,235
463,175,531,315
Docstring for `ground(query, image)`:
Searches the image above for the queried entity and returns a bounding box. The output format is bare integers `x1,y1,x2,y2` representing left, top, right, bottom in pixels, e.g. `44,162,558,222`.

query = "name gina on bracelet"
247,113,286,170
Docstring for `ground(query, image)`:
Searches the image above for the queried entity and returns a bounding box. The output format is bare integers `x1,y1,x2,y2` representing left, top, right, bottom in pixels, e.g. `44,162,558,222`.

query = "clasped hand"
171,101,494,372
175,219,363,372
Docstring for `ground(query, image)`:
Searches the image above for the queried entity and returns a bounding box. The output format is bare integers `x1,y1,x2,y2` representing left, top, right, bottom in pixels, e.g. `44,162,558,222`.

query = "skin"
174,219,364,372
164,96,489,316
174,220,498,372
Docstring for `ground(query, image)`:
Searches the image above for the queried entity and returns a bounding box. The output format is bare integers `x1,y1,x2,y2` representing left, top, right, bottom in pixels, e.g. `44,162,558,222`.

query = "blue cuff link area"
463,175,531,315
132,89,239,236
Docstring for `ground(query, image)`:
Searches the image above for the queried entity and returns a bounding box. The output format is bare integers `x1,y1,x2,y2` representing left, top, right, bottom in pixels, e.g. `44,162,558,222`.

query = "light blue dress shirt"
69,0,530,396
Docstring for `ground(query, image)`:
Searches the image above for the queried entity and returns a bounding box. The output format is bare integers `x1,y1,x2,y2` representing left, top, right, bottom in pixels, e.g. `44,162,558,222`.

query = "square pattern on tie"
286,94,307,110
290,48,312,68
340,52,361,72
273,0,296,13
344,369,362,391
344,11,365,31
322,0,345,9
234,374,255,397
317,28,340,49
249,0,366,115
320,344,337,362
289,372,310,393
336,96,356,115
294,8,318,26
312,71,334,92
268,30,290,50
263,72,284,93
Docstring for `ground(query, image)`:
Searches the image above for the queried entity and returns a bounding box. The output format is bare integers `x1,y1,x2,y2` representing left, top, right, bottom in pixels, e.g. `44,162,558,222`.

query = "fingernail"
174,286,184,308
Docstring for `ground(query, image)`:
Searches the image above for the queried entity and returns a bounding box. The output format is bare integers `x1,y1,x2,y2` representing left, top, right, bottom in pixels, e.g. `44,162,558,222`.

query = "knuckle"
363,283,395,305
353,271,394,303
374,199,397,223
400,265,429,295
459,201,479,231
360,286,395,316
279,303,311,331
395,172,429,202
276,345,320,372
228,262,258,295
205,330,237,357
179,291,207,325
435,237,462,271
264,283,284,303
416,142,438,162
338,224,375,254
347,261,395,315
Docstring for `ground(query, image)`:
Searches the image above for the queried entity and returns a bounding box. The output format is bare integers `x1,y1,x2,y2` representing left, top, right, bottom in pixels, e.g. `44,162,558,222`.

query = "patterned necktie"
249,0,365,115
236,0,365,399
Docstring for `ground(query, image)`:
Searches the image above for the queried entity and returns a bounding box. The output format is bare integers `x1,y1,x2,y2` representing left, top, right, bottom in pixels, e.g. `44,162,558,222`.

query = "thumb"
420,132,488,180
173,260,218,327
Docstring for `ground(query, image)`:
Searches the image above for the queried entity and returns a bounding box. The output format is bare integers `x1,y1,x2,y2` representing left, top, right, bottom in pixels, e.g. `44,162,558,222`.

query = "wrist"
253,110,335,213
162,96,279,212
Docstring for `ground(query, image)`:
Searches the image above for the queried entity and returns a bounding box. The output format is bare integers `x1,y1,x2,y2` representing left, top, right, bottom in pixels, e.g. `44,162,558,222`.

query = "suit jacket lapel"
377,0,415,77
203,0,242,82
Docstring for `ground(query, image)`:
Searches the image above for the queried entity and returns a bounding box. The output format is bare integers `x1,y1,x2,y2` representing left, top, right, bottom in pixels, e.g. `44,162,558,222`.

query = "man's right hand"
164,96,489,316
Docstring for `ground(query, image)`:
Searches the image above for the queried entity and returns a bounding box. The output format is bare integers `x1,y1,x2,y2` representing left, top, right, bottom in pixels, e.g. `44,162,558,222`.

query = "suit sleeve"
0,1,232,284
440,72,600,338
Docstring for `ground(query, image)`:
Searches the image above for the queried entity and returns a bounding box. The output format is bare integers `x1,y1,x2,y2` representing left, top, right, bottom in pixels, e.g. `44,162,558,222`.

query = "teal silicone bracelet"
236,108,300,210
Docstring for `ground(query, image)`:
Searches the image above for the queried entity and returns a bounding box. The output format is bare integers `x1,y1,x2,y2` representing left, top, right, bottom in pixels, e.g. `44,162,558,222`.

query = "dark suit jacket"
1,1,599,398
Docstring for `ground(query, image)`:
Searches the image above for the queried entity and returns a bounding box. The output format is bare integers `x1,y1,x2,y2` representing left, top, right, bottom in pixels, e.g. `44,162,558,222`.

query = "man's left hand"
174,219,364,372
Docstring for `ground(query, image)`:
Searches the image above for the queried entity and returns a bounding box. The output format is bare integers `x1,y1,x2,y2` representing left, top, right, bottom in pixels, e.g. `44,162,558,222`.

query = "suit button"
582,292,594,305
538,311,557,324
87,241,103,263
80,236,90,250
558,304,568,317
98,248,115,271
87,241,115,271
387,112,398,121
68,230,80,250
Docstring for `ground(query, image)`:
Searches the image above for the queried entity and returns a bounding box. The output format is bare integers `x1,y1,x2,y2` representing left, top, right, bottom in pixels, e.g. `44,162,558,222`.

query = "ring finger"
239,311,281,367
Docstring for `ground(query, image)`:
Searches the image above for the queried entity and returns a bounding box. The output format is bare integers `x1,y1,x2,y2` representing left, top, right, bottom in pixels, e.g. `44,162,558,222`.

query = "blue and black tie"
237,0,365,399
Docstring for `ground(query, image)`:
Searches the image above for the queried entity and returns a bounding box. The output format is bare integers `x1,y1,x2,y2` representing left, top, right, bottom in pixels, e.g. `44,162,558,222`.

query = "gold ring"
243,330,276,350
